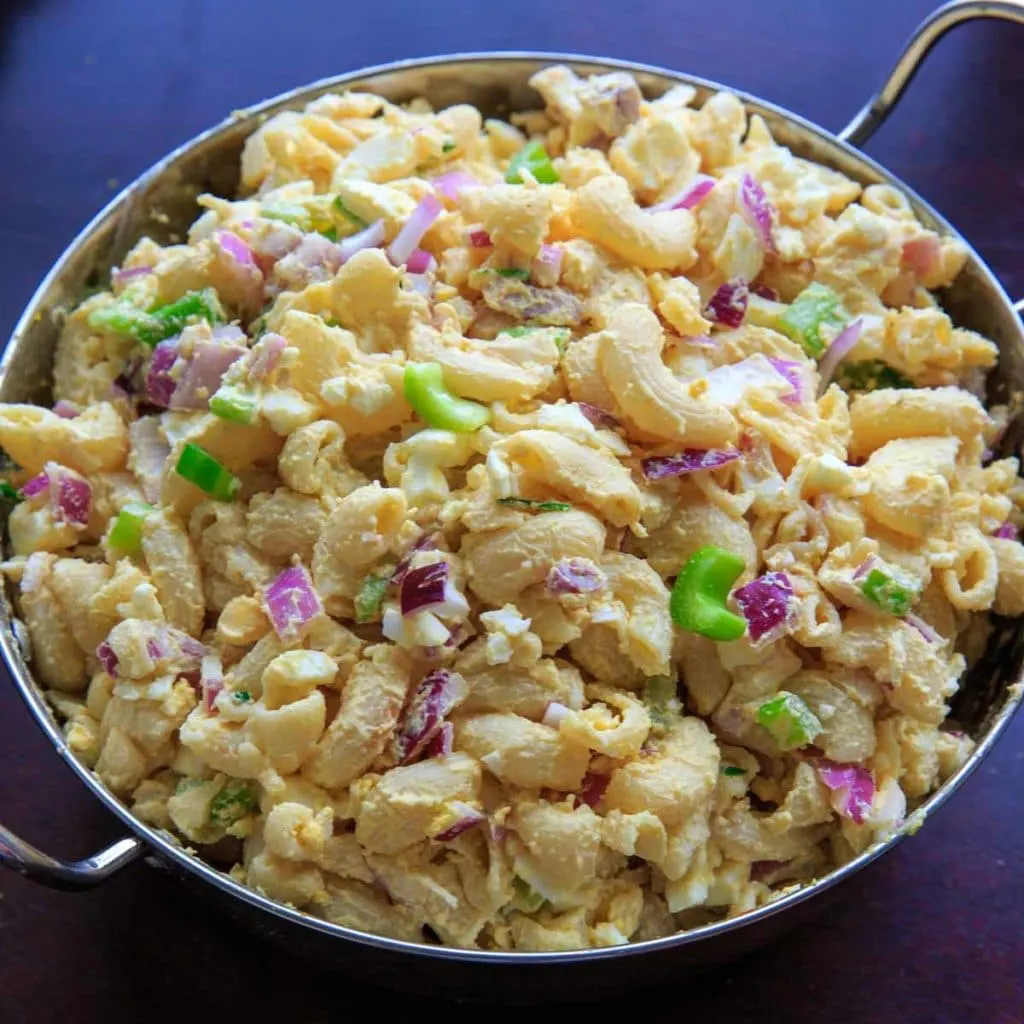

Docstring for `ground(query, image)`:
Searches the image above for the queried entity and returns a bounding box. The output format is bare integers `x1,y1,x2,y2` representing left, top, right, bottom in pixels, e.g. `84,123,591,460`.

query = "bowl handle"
840,0,1024,147
0,824,143,890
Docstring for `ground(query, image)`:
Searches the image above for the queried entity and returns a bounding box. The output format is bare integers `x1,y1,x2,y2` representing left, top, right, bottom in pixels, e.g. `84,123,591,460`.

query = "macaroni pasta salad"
3,66,1022,951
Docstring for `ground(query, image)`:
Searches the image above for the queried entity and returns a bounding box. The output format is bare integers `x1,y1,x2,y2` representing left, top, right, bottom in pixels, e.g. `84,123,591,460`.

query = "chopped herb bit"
497,497,572,512
231,690,253,704
835,359,914,392
722,765,747,777
209,779,260,826
511,877,546,913
442,140,457,154
495,267,530,280
0,481,22,507
333,196,368,228
355,574,390,623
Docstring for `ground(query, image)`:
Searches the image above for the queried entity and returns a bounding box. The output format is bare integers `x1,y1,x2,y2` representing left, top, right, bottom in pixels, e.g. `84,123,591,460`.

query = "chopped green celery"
107,501,153,553
89,288,224,347
511,877,547,913
505,140,559,185
834,359,914,392
756,692,822,751
860,566,920,616
745,294,788,330
778,283,848,358
355,574,390,623
174,777,207,795
403,362,491,432
333,196,368,228
262,203,311,229
496,497,571,512
722,765,747,777
642,674,679,730
210,383,260,425
175,443,241,502
209,779,260,826
669,545,747,641
0,481,22,506
494,267,530,280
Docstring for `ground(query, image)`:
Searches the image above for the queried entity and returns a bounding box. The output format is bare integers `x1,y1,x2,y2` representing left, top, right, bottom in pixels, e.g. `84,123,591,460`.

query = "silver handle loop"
0,824,143,891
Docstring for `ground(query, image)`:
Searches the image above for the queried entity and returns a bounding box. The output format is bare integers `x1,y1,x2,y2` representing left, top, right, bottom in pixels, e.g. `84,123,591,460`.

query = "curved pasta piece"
497,430,641,528
140,509,205,636
572,174,697,271
302,644,412,789
460,509,606,606
596,304,737,447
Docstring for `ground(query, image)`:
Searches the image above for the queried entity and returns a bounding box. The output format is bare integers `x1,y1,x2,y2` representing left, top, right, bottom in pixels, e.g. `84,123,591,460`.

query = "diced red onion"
546,557,607,595
170,338,247,411
250,220,304,274
468,229,492,248
816,318,864,393
248,333,287,382
641,447,741,481
902,235,941,278
20,473,49,499
264,565,323,641
213,229,264,312
338,220,386,263
751,284,779,301
649,174,716,213
704,279,749,328
201,652,224,713
52,469,92,527
128,417,170,504
576,402,619,429
767,358,807,406
388,196,443,268
577,771,610,808
96,641,119,678
146,636,166,661
400,561,463,617
531,244,563,289
53,401,79,419
733,571,794,643
405,248,435,274
391,534,439,586
393,668,467,765
541,701,572,729
904,613,940,644
852,555,879,582
432,171,480,202
112,264,153,287
995,522,1018,540
816,761,875,825
739,173,777,254
146,339,181,408
432,802,486,842
423,720,454,758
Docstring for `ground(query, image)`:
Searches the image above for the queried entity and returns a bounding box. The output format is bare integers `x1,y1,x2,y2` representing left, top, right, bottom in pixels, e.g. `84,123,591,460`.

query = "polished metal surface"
0,826,142,890
840,0,1024,147
1,1,1022,992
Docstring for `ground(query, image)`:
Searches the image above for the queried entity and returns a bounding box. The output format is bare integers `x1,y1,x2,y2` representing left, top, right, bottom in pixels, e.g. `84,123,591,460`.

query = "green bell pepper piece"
355,574,391,623
670,545,747,641
834,359,914,392
403,362,491,432
496,497,571,512
209,779,259,827
756,692,822,751
505,140,559,185
860,566,920,616
175,443,241,502
778,283,848,358
107,501,153,553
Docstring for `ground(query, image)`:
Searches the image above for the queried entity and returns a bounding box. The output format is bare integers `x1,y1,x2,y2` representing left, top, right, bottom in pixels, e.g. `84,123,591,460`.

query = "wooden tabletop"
1,1,1023,1020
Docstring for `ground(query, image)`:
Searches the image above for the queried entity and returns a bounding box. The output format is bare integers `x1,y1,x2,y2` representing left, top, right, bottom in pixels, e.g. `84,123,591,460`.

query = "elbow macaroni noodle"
0,66,1017,951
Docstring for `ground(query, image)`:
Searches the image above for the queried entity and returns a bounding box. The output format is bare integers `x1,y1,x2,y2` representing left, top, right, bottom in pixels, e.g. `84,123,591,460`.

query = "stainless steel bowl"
2,0,1024,1001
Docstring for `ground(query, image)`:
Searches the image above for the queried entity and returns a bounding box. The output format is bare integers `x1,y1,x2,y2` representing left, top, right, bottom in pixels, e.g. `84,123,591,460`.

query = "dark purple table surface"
1,2,1022,1020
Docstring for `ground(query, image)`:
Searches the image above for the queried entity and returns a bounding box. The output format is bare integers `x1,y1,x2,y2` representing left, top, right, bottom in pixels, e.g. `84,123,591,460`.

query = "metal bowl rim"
2,49,1021,966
